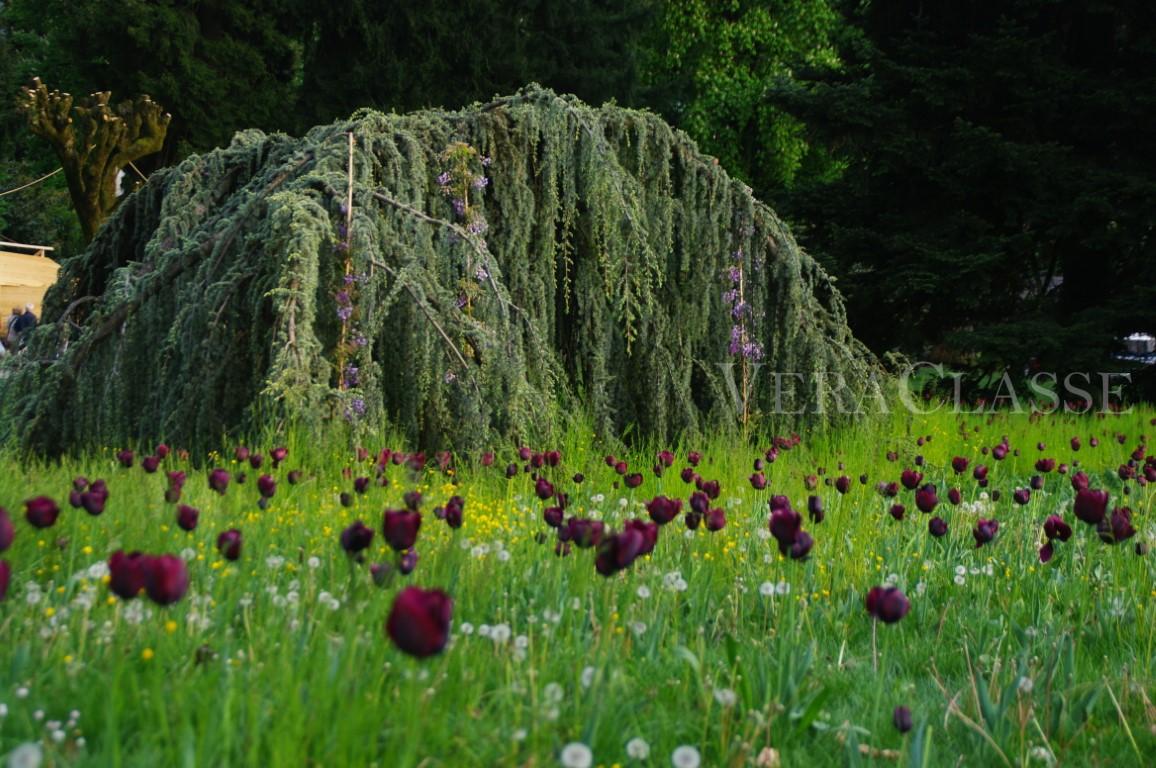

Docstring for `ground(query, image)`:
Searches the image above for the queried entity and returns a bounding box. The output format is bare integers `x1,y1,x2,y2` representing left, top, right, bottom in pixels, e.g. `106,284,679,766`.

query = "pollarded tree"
18,78,170,242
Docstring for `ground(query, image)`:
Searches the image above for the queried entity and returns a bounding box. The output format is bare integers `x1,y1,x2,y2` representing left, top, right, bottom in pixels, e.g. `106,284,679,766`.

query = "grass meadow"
0,407,1153,767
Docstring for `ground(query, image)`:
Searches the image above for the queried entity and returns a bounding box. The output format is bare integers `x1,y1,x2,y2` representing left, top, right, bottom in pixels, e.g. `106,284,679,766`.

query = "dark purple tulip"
947,488,962,505
1070,436,1081,451
520,446,534,462
24,496,60,528
1044,515,1072,541
1117,464,1136,481
1035,458,1055,473
646,496,682,525
234,446,250,462
770,506,803,556
247,453,264,470
0,560,8,601
1090,437,1099,448
444,496,464,529
890,504,906,521
116,449,134,468
880,481,899,498
399,549,419,574
108,550,150,599
167,470,187,490
973,518,999,548
991,490,1002,502
1097,507,1136,544
176,505,199,532
928,517,947,537
1030,475,1045,491
403,491,423,511
684,510,702,530
339,492,353,508
972,464,989,481
572,473,585,484
749,472,767,490
915,485,938,513
705,507,726,532
383,509,422,551
807,495,824,523
530,452,545,470
256,474,276,499
270,446,288,467
353,477,370,495
951,457,969,474
164,486,181,503
72,475,90,492
623,518,659,556
1013,488,1031,505
614,461,628,476
69,489,83,508
341,520,375,553
386,586,452,658
624,473,644,489
754,458,764,472
835,475,851,494
788,531,813,559
534,477,554,500
564,518,605,548
1073,488,1109,525
680,467,697,484
699,479,721,499
80,490,106,516
687,451,702,466
217,529,243,560
900,469,923,490
208,468,230,494
865,586,910,623
893,706,913,733
689,490,710,516
992,444,1008,461
860,473,869,485
0,508,13,551
1039,541,1055,563
595,528,647,576
657,450,675,468
141,455,160,474
543,506,564,528
914,454,924,466
144,555,189,605
155,443,170,459
505,463,518,479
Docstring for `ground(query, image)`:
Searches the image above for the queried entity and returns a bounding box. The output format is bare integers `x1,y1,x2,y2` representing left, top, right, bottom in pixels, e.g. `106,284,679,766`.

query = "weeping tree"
0,85,879,454
18,77,170,242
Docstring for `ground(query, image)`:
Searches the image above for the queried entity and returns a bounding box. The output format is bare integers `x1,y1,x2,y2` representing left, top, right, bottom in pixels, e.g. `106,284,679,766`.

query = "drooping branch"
19,77,171,242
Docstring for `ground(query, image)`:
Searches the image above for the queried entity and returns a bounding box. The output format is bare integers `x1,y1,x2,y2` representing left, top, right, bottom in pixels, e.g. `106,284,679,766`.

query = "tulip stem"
872,618,878,673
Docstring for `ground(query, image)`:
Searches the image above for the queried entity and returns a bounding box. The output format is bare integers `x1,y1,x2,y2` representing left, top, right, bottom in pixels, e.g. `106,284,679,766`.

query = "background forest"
2,0,1153,398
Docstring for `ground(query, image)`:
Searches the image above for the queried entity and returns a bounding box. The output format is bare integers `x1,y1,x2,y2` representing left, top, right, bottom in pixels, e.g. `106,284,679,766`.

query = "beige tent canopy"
1,242,59,322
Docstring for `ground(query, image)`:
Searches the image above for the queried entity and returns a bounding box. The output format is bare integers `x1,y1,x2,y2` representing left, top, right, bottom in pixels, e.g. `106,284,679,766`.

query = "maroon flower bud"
403,491,423,511
770,507,803,556
699,479,721,499
572,473,585,484
444,496,464,529
749,472,767,490
624,473,644,489
534,477,554,500
951,457,969,474
687,451,702,466
72,476,89,492
1043,515,1071,541
973,518,999,548
270,446,288,467
1035,458,1055,473
383,509,422,551
915,485,939,513
217,529,243,560
353,477,370,495
386,586,452,658
972,465,988,481
69,490,82,508
341,520,375,553
0,508,13,551
565,518,605,549
1013,488,1031,505
1097,507,1136,544
947,488,962,505
117,449,134,468
80,489,106,516
176,505,199,532
530,452,545,469
257,475,276,499
1030,475,1044,491
543,505,564,528
24,496,60,528
788,531,814,559
109,550,150,599
865,586,910,623
705,507,726,532
505,463,518,479
155,443,170,459
890,504,906,521
208,468,230,494
886,450,898,462
145,555,189,605
679,467,697,484
900,469,922,490
399,549,419,574
656,450,675,468
929,517,947,537
646,496,682,525
835,475,851,495
893,706,913,733
623,518,659,556
1073,488,1109,524
141,455,160,474
807,495,825,523
595,528,648,576
234,446,250,462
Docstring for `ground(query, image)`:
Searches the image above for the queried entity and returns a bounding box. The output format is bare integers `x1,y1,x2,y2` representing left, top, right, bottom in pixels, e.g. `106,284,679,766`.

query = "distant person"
5,306,21,346
11,303,38,349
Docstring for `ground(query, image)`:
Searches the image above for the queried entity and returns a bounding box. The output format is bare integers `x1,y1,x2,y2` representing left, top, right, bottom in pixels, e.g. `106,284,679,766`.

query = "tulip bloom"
915,485,938,513
889,504,906,521
341,520,375,554
1013,488,1031,505
24,496,60,528
928,517,948,537
972,465,988,481
208,468,230,494
176,505,199,532
973,518,999,548
687,451,702,466
645,496,682,525
117,449,134,468
145,555,189,605
624,473,644,489
865,586,910,623
594,528,648,576
270,446,288,467
947,488,962,505
699,479,721,499
0,508,13,551
1035,458,1055,473
807,495,824,524
217,529,243,560
951,457,969,474
1073,488,1109,525
534,477,555,500
399,549,419,574
256,475,276,499
705,507,726,532
353,477,371,494
680,467,697,484
383,509,422,551
749,472,767,490
564,518,605,549
109,550,150,599
835,475,851,495
893,706,913,733
444,496,464,529
543,506,564,528
900,469,923,490
386,586,452,658
1097,507,1136,544
992,444,1008,460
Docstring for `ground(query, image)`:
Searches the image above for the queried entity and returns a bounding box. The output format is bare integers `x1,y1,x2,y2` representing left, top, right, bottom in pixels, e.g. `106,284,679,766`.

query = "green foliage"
0,87,877,454
645,0,843,192
769,0,1156,389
